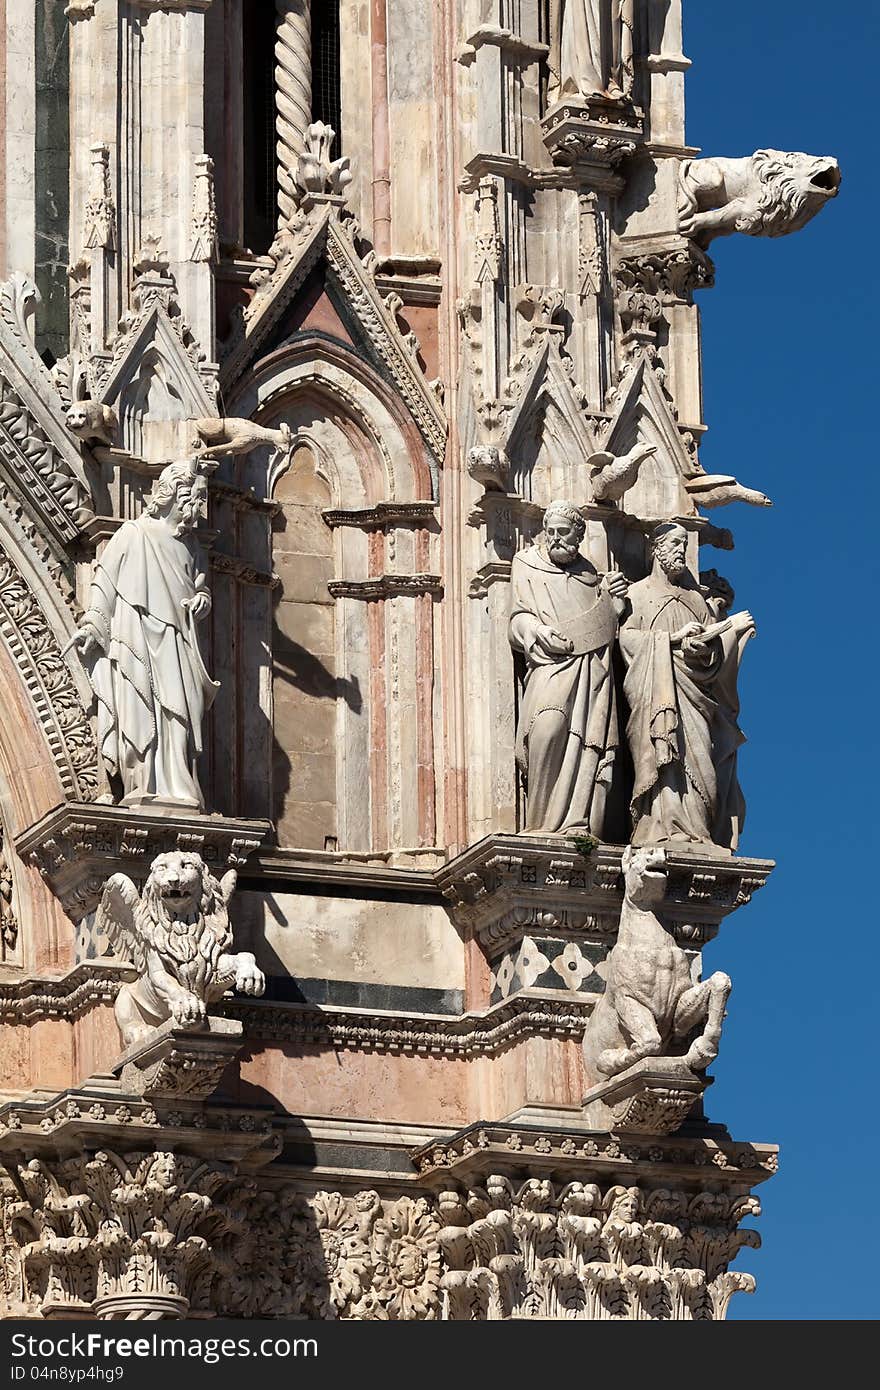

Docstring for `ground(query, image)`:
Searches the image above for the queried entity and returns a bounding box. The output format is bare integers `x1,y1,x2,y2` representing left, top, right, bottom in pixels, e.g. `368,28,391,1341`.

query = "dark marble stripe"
265,975,464,1015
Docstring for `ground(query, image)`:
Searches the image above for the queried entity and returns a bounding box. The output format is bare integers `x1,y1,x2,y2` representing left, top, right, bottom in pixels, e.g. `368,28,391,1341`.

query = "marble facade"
0,2,838,1320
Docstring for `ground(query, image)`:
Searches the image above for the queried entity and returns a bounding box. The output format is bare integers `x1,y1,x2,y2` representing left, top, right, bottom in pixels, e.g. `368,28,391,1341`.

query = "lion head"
744,150,841,237
140,852,235,964
622,845,667,909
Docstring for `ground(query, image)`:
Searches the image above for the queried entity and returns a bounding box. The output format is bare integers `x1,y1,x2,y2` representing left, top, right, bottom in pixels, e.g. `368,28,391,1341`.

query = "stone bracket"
16,802,272,924
582,1056,707,1135
114,1017,244,1099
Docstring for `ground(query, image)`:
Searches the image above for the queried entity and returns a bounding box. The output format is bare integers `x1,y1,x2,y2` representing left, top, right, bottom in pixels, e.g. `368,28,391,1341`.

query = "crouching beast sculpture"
96,850,266,1046
678,149,840,245
582,846,731,1087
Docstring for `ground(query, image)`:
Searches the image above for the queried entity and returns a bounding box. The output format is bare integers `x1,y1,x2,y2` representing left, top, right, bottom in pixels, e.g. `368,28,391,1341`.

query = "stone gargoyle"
95,850,266,1046
582,845,731,1086
678,149,840,246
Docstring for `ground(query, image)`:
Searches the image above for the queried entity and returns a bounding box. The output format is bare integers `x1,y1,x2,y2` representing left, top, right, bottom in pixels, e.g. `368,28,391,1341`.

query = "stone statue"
509,500,627,835
548,1,635,102
581,845,731,1080
95,851,266,1046
618,522,755,851
678,150,841,246
65,399,118,447
69,458,218,810
190,416,293,462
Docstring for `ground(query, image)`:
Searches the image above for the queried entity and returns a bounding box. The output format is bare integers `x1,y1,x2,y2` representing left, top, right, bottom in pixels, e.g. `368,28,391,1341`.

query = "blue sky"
681,2,879,1320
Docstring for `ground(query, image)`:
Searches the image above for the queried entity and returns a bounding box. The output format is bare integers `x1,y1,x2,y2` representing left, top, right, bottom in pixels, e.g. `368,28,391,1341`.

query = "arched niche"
221,337,439,854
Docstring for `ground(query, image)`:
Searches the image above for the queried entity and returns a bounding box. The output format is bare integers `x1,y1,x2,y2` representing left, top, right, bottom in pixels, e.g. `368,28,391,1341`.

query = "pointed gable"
219,206,447,465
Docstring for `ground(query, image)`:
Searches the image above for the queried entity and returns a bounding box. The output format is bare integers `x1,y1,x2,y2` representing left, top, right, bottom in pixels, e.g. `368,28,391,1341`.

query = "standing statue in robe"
509,500,628,836
69,458,219,811
618,523,756,851
548,1,636,103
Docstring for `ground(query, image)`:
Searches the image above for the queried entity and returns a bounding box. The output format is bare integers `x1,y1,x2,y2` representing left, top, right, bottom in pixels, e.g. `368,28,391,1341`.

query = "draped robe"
83,516,218,808
619,575,749,851
549,3,634,100
509,546,619,835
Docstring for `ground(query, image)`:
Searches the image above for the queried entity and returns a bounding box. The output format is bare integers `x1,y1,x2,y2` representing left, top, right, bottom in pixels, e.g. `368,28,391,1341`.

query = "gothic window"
243,0,277,255
311,0,342,152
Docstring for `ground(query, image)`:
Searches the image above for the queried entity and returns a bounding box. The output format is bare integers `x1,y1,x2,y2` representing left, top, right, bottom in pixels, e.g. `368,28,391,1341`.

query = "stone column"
275,0,312,227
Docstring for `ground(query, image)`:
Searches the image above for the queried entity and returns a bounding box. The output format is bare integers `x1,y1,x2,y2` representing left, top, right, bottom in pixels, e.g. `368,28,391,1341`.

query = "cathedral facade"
0,2,838,1320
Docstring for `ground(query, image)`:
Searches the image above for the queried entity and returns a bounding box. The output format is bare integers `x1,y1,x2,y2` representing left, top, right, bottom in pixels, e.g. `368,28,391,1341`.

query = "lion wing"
94,874,145,973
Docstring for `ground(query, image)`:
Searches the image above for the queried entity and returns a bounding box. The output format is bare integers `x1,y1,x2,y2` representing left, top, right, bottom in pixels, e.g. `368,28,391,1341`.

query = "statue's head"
650,521,689,581
145,459,208,535
542,500,586,568
622,844,667,907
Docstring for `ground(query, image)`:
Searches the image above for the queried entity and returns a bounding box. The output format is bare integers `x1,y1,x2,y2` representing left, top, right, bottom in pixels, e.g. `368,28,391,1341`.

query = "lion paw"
685,1037,718,1071
234,953,266,998
171,992,206,1027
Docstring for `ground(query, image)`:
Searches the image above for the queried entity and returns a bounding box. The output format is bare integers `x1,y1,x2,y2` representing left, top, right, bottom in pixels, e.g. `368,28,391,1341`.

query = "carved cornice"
0,962,129,1024
227,993,589,1057
0,548,98,801
210,553,279,588
437,835,774,949
328,574,443,601
541,96,644,182
15,804,271,923
413,1121,778,1186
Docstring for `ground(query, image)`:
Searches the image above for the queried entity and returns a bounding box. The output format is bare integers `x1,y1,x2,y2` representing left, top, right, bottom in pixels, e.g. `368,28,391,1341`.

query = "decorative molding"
0,547,98,801
435,1174,760,1321
210,553,279,588
437,834,773,949
15,804,271,924
328,574,443,601
228,994,589,1057
83,144,115,251
322,501,437,530
189,155,219,264
541,95,644,178
413,1122,778,1185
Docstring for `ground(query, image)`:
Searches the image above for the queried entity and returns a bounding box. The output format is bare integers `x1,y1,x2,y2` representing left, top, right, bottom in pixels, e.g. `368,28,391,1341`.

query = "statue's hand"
682,636,711,661
733,609,757,638
184,592,212,622
533,624,573,657
605,570,629,599
670,621,703,646
66,626,102,660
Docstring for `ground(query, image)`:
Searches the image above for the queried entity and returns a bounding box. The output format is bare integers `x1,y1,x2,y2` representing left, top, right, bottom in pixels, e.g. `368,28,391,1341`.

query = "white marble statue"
69,458,218,810
96,851,265,1046
509,500,627,836
548,1,635,102
678,150,841,246
581,845,731,1084
619,522,755,851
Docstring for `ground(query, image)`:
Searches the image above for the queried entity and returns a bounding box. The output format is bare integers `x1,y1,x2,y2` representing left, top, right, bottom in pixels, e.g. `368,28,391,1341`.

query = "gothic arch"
224,337,439,854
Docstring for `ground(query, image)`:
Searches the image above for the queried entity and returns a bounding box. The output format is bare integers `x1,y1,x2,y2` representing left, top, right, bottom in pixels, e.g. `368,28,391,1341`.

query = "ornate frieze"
16,803,271,924
0,547,98,801
436,1175,760,1320
437,834,773,949
327,575,443,601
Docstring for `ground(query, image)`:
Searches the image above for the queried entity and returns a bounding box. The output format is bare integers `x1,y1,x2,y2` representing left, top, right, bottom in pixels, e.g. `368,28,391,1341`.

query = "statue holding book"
619,522,756,852
509,500,627,836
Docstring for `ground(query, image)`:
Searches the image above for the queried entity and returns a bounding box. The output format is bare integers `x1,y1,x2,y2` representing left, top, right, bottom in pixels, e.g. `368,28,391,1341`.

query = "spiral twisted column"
275,0,312,226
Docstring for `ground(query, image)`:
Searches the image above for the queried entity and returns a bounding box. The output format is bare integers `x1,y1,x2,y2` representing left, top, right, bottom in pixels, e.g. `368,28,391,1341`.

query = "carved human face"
543,511,583,568
148,852,204,914
169,475,207,534
654,527,688,580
